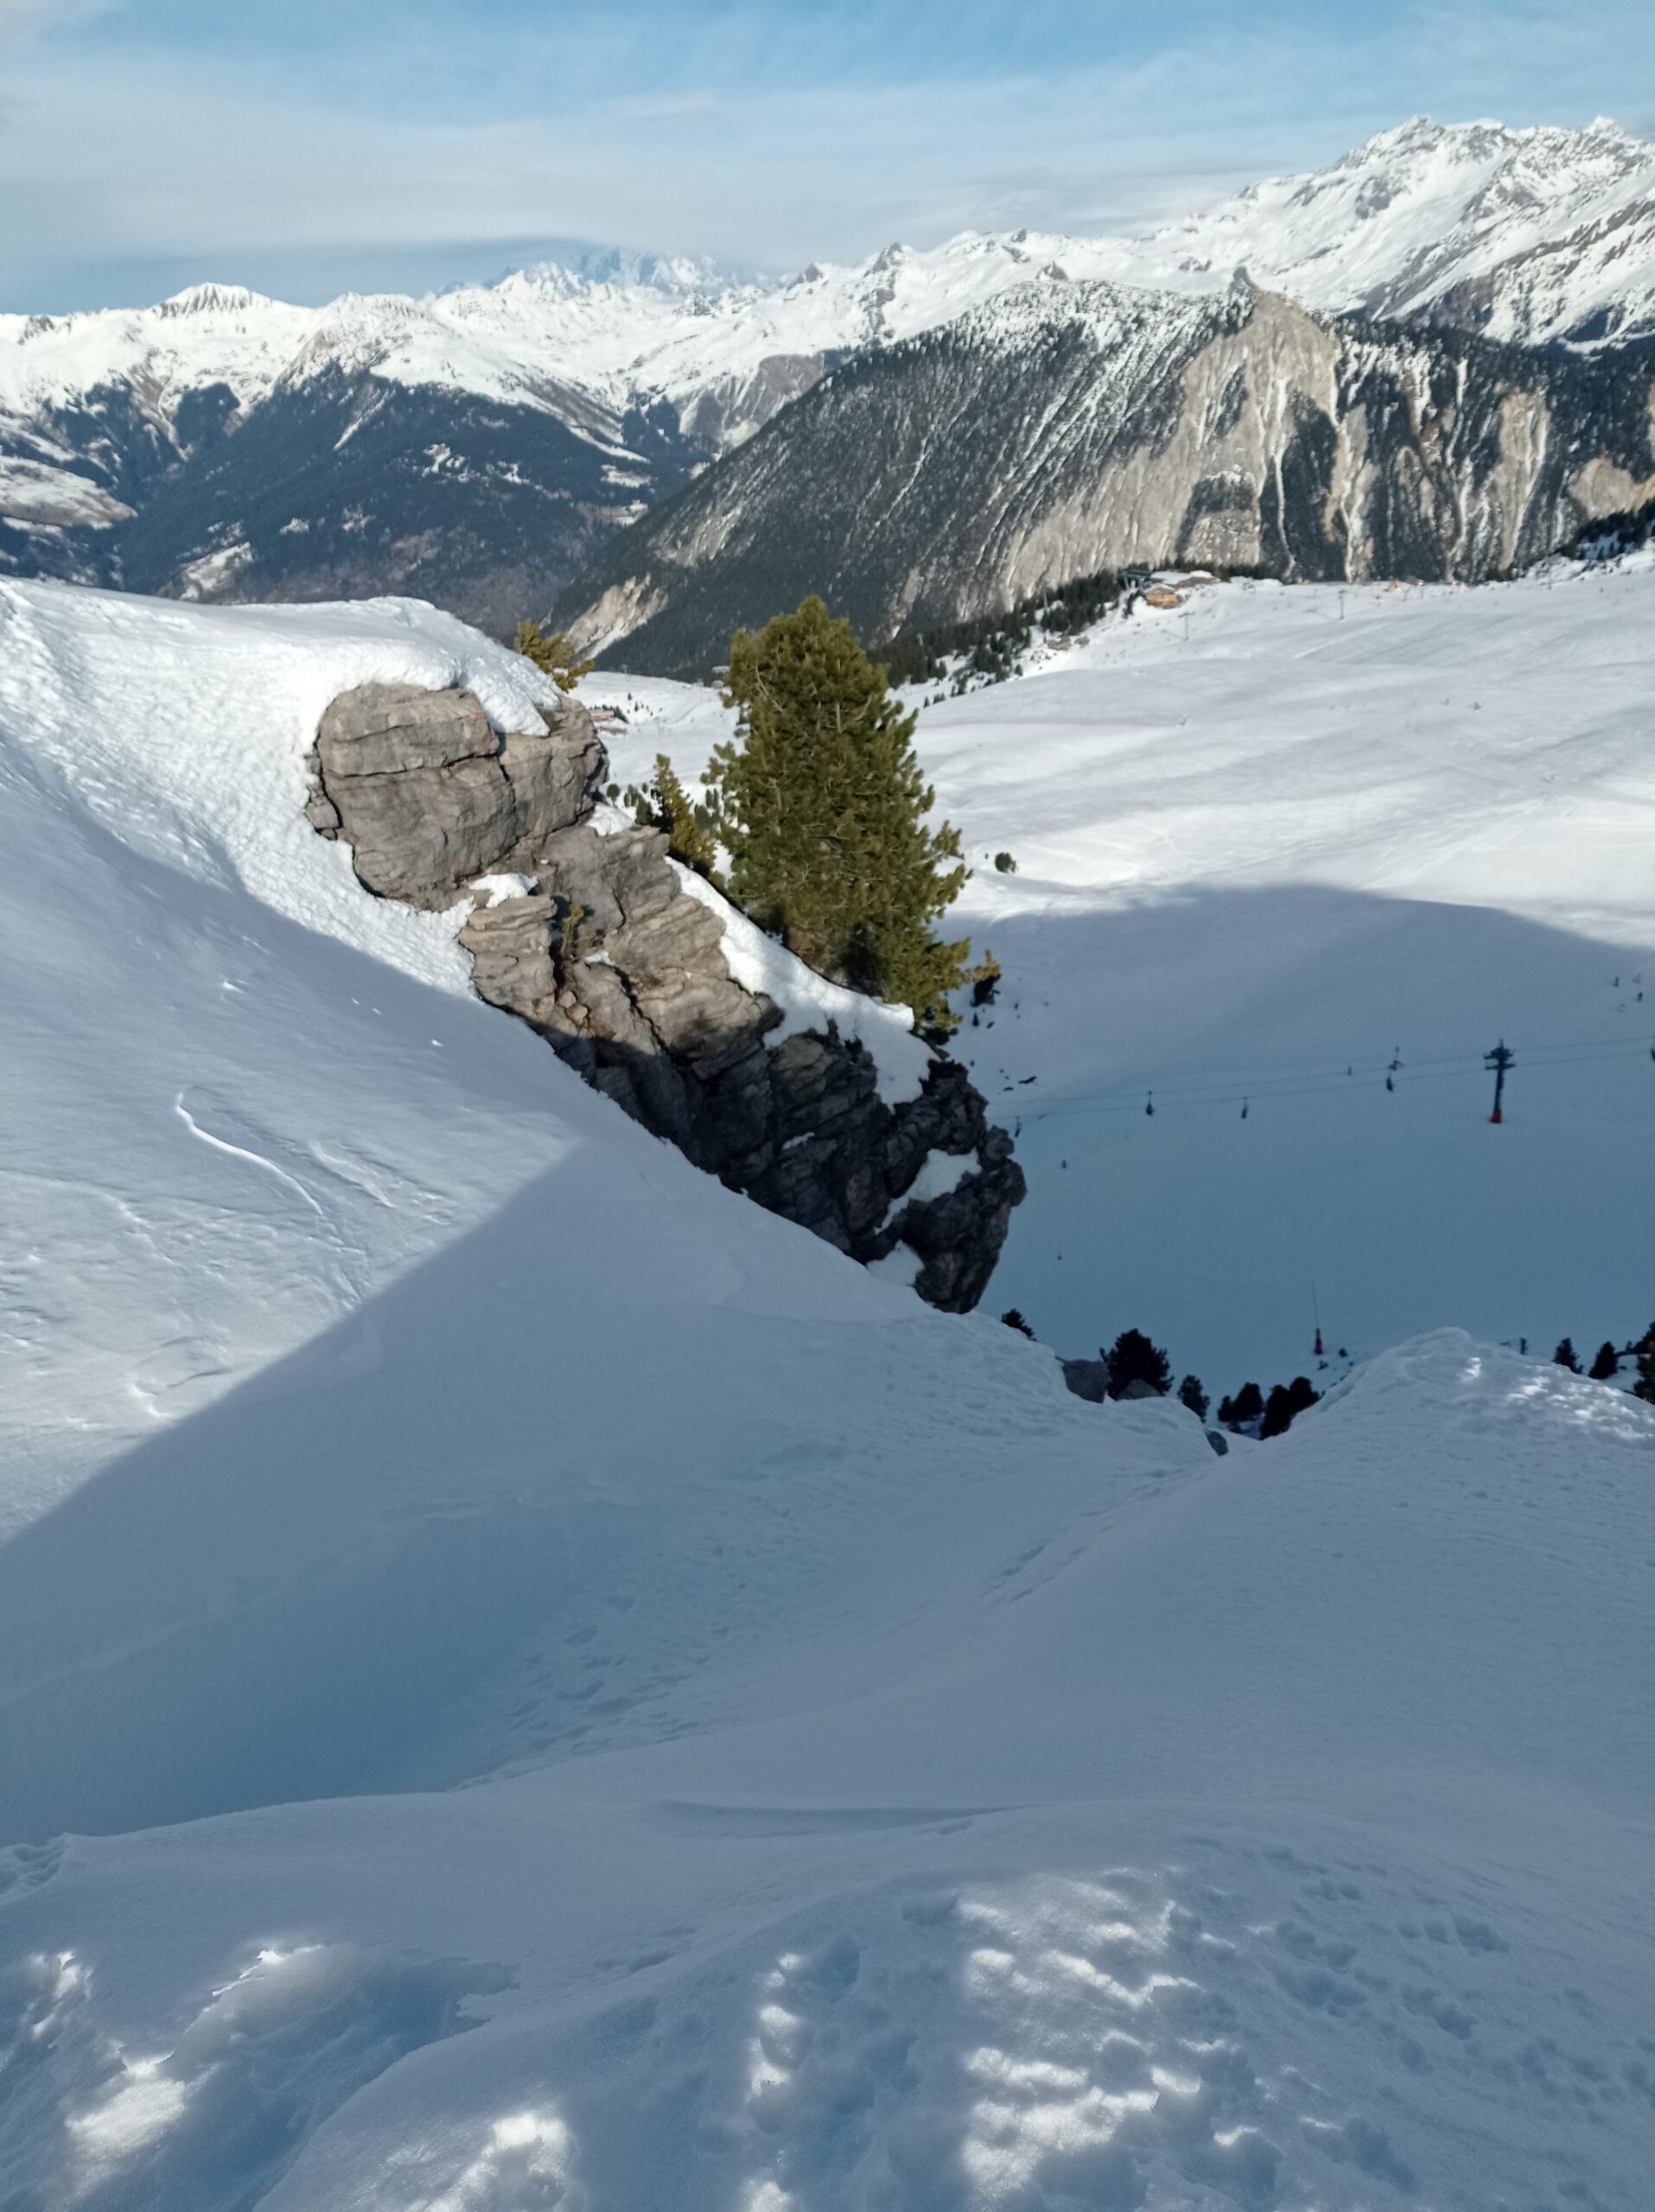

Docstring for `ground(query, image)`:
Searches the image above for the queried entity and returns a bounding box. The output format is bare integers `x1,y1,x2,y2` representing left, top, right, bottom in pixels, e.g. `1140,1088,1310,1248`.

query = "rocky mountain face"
306,682,1022,1309
8,118,1655,628
557,278,1655,675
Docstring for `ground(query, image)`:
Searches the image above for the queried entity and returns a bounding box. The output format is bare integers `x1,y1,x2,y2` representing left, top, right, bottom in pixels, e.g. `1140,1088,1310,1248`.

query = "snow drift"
0,581,1649,2209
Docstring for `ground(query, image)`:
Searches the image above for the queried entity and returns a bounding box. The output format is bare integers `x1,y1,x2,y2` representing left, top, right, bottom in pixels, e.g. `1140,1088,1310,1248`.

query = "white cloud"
0,41,1364,285
3,3,1652,307
0,0,106,41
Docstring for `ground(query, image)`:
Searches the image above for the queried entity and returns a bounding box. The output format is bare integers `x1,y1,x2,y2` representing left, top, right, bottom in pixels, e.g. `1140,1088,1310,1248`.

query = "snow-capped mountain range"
6,117,1655,626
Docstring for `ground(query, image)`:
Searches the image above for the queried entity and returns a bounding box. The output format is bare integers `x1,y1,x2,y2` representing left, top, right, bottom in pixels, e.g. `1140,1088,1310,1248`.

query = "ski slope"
595,560,1655,1393
0,582,1651,2210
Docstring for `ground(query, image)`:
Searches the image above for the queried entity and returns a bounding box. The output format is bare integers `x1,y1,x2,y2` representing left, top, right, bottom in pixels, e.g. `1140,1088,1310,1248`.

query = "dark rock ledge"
308,681,1023,1310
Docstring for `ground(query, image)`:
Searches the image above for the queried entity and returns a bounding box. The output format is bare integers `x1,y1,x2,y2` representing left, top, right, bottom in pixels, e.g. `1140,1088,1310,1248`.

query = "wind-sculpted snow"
0,582,1650,2207
1,1334,1650,2207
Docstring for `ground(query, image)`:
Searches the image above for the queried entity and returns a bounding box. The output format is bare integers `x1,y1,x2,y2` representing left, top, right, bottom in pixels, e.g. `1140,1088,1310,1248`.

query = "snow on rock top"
0,578,562,994
672,860,933,1106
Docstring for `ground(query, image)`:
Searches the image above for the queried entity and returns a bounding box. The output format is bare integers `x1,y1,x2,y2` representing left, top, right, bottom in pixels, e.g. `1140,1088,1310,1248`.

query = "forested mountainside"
558,280,1655,675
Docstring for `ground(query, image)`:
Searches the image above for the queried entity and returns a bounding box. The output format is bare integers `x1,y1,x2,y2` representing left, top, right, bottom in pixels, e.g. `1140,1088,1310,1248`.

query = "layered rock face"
557,279,1655,676
309,683,1022,1310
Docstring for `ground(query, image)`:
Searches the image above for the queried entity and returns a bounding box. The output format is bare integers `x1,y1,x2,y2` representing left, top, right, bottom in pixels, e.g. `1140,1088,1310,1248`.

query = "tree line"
1553,1330,1655,1398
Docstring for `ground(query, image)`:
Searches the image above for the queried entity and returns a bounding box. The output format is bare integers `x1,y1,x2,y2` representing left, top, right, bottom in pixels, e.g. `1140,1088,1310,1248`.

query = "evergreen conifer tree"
1554,1337,1582,1373
1230,1382,1264,1430
1259,1376,1319,1439
1001,1309,1035,1338
1588,1340,1620,1382
636,754,722,882
1177,1374,1210,1421
1634,1322,1655,1405
514,619,594,692
1104,1327,1172,1399
710,597,970,1036
1258,1384,1294,1439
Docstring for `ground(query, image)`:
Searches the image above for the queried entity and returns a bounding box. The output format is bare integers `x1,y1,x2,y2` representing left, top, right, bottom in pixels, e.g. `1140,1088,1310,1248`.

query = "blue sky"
3,0,1653,309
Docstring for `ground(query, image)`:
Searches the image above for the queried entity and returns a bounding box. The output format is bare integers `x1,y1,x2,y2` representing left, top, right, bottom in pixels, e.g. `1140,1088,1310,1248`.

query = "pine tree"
970,951,1002,1007
1554,1337,1582,1373
514,619,594,692
636,753,722,882
1228,1382,1264,1431
1001,1308,1035,1338
710,597,970,1036
1177,1374,1210,1422
1258,1383,1294,1439
1259,1376,1319,1439
1634,1322,1655,1405
1104,1327,1172,1399
1588,1340,1620,1382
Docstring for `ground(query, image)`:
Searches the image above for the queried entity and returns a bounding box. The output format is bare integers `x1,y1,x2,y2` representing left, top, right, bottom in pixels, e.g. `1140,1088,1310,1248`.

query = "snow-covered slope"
0,580,568,1523
0,580,1650,2208
594,557,1655,1393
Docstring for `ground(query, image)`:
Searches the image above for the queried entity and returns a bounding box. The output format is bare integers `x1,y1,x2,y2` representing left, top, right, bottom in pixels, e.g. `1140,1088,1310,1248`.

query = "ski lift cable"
1027,1050,1653,1121
1016,1032,1654,1109
1015,1039,1655,1123
1022,1051,1638,1121
1013,1030,1645,1115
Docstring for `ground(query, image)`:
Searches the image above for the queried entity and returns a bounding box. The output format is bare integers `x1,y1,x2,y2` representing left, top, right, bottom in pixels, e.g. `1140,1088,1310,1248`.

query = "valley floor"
595,560,1655,1389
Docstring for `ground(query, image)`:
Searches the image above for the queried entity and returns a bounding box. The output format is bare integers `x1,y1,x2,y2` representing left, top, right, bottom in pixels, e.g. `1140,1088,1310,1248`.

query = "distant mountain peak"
504,247,742,302
158,283,272,318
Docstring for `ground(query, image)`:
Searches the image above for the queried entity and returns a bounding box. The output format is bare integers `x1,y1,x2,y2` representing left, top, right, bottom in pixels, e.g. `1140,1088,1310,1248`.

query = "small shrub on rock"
514,619,594,692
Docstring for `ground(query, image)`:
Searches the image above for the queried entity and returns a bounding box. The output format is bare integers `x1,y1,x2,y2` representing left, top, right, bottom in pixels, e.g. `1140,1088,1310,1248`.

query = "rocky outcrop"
309,682,1023,1310
309,682,604,904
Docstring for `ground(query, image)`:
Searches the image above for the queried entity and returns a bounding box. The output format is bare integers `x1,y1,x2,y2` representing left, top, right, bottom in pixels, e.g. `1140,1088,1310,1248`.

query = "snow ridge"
5,115,1655,448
